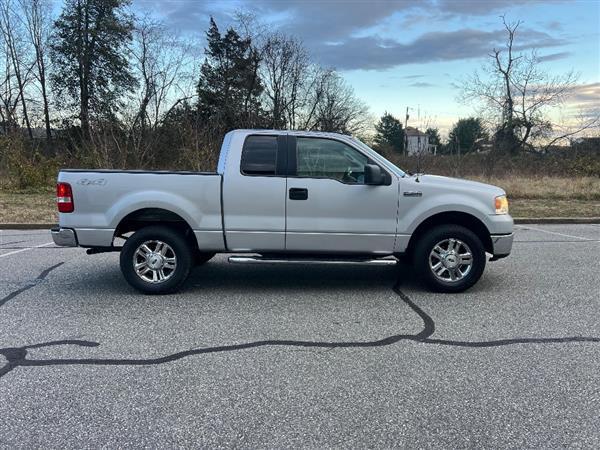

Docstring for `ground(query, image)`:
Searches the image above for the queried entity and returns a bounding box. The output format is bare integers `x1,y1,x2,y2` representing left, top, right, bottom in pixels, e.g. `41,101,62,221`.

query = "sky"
131,0,600,135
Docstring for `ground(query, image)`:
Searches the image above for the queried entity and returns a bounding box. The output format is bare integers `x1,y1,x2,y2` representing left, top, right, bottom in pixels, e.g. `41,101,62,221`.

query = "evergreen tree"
197,18,263,131
448,118,488,154
425,127,441,149
373,112,404,153
51,0,135,137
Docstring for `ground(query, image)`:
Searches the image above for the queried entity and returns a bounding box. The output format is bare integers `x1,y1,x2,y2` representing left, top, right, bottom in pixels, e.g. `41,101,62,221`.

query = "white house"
405,127,431,155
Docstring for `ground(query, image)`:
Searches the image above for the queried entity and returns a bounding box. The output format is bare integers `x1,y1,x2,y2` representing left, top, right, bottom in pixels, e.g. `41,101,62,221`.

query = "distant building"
405,127,431,155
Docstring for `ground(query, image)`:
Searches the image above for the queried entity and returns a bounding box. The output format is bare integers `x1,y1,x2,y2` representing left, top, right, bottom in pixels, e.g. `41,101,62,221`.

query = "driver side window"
296,137,369,184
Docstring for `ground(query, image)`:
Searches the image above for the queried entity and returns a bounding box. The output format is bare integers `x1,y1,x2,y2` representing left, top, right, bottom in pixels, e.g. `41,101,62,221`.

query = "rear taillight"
57,182,74,213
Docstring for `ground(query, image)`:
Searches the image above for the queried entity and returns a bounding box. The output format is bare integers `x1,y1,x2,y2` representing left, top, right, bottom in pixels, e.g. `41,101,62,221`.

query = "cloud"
314,28,567,70
131,0,411,55
538,51,571,62
250,0,411,42
569,82,600,107
559,83,600,120
545,21,563,30
434,0,534,16
409,82,435,88
132,0,236,35
510,28,570,51
131,0,572,72
432,0,572,16
151,1,208,30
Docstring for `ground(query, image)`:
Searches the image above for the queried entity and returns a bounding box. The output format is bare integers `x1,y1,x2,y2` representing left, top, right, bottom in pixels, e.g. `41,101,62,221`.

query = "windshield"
350,136,407,178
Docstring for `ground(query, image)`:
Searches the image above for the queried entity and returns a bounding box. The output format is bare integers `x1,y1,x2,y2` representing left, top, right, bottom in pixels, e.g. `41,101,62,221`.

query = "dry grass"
466,176,600,200
509,199,600,218
1,177,600,224
0,191,57,224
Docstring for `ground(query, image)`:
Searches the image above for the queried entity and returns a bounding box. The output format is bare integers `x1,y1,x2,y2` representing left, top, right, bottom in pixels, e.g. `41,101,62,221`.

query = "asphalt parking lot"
1,224,599,448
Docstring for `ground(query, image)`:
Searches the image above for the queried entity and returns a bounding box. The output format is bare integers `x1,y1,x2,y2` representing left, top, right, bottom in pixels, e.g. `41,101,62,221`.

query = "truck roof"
231,129,352,139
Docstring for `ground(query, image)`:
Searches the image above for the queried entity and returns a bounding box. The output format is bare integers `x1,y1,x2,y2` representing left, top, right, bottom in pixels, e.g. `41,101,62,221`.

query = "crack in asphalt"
0,266,599,379
0,262,64,308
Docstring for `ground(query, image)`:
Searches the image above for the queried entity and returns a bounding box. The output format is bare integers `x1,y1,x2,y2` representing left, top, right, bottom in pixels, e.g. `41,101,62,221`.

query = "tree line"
372,112,486,156
372,16,597,159
0,1,596,188
0,0,369,176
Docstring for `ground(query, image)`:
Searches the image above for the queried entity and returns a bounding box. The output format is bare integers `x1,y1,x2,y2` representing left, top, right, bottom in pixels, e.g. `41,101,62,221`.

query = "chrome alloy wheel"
133,240,177,283
429,238,473,282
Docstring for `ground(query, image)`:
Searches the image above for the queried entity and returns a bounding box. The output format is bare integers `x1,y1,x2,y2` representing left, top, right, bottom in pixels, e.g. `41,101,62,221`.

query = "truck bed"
57,169,224,249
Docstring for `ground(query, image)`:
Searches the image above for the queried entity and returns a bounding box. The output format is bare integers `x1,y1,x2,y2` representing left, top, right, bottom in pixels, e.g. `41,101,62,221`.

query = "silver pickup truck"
52,129,513,294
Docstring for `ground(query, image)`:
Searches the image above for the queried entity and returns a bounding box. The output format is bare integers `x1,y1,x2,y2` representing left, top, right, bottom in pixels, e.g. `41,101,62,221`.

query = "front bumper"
51,227,78,247
491,233,513,257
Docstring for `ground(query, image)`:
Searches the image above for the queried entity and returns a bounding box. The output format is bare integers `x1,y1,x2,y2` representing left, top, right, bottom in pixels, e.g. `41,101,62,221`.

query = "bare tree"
261,39,370,134
0,0,34,138
0,39,20,132
542,110,600,152
309,70,370,134
20,0,52,140
260,33,310,129
124,17,192,166
237,13,371,134
462,16,597,154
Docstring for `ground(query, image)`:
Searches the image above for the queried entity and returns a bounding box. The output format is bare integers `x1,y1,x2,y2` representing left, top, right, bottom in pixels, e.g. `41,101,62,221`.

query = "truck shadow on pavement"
1,262,599,379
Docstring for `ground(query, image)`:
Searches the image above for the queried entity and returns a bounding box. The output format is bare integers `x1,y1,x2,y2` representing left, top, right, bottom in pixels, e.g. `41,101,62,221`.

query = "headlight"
495,195,509,214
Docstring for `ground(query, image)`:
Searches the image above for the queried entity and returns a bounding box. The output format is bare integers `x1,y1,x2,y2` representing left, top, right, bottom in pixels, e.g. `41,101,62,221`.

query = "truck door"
285,136,399,254
222,134,288,251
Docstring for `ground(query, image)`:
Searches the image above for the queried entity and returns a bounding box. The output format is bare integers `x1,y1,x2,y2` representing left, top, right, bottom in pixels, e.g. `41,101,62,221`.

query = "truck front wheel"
413,224,486,293
120,225,193,294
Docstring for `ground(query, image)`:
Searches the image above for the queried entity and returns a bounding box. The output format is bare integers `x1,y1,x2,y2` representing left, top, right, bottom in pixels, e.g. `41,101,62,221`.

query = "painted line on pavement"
0,242,54,258
515,225,593,241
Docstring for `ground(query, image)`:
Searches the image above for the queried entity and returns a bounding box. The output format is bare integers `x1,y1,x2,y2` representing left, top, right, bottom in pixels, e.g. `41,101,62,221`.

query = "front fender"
400,193,494,235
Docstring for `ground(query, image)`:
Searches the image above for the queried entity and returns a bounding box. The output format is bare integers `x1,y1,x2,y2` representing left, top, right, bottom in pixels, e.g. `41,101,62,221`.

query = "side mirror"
364,164,385,185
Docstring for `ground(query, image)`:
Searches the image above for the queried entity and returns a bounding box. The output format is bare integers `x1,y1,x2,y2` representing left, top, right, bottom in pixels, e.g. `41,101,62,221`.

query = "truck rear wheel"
413,224,486,293
120,225,192,294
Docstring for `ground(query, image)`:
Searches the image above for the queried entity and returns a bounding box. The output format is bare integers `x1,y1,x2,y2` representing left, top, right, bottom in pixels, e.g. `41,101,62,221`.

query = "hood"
412,174,505,196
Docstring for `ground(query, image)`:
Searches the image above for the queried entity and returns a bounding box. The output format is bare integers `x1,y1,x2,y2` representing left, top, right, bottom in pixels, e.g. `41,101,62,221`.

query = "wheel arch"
405,211,493,256
114,208,198,251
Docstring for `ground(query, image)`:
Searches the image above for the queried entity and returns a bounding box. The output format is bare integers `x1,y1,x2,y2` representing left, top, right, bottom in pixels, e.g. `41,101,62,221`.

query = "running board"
228,255,397,266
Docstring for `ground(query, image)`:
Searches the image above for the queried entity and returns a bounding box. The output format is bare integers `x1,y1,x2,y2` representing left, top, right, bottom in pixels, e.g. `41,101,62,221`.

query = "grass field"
467,176,600,201
509,199,600,218
1,176,599,224
0,190,56,223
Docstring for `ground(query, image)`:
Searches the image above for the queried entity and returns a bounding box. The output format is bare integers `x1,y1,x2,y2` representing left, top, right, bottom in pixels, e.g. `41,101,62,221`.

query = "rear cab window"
241,135,278,176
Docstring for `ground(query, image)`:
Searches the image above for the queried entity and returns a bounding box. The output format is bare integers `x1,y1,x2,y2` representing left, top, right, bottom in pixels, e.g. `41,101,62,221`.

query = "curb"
0,224,56,230
1,218,599,230
513,217,600,224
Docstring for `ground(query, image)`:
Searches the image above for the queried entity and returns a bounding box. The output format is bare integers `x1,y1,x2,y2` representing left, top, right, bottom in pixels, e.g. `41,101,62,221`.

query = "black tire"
120,225,193,294
413,224,486,293
195,251,216,266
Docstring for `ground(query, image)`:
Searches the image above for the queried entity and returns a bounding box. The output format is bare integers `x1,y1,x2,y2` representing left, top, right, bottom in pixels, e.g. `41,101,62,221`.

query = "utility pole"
404,107,409,157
